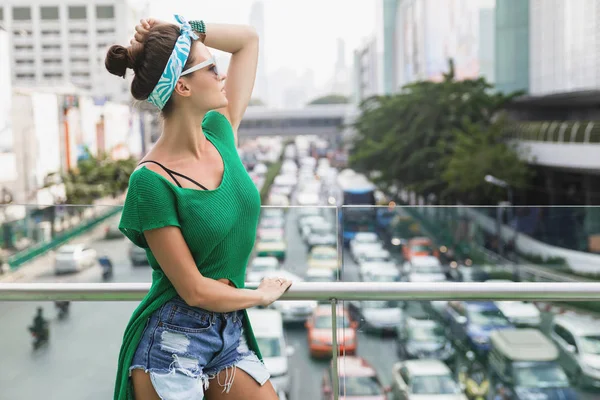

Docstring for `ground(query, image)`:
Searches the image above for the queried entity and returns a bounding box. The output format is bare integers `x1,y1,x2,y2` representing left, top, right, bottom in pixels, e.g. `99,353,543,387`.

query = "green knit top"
113,111,262,399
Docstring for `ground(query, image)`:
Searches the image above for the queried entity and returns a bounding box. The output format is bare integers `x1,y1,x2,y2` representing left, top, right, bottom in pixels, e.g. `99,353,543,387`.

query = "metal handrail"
1,282,600,301
3,282,599,400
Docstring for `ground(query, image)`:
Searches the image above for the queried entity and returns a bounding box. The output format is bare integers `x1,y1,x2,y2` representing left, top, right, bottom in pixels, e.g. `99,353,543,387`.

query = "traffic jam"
241,136,599,400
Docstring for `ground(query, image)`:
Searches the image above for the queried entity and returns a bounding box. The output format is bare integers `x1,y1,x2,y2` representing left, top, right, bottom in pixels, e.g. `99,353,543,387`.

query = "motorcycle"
28,323,49,350
98,256,113,281
458,352,489,400
55,301,70,320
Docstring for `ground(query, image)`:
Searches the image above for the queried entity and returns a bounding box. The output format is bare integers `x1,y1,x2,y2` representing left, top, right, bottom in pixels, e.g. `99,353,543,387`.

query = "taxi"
307,246,338,271
305,305,357,358
255,232,286,261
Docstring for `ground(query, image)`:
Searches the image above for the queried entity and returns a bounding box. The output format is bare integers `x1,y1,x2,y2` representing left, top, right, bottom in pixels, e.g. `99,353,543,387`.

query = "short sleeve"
203,110,236,147
118,171,181,248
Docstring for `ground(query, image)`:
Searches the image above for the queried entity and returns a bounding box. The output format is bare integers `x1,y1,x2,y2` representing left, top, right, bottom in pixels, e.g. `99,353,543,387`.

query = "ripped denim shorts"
129,296,270,399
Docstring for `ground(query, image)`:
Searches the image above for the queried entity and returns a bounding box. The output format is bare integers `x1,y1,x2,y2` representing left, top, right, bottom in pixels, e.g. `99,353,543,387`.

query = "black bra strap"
138,160,209,191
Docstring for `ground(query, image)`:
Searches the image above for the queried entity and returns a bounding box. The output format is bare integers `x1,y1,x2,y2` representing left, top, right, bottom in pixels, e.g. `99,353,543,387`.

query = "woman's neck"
155,110,208,160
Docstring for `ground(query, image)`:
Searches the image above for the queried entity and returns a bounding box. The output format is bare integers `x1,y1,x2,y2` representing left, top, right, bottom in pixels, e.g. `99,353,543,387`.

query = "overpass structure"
238,104,358,138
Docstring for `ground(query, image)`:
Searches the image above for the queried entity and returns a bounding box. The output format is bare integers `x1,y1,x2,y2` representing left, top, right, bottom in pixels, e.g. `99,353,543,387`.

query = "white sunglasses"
181,56,219,76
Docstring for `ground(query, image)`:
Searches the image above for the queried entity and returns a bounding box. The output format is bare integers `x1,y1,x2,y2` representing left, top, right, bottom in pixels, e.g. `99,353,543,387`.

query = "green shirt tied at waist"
113,111,262,400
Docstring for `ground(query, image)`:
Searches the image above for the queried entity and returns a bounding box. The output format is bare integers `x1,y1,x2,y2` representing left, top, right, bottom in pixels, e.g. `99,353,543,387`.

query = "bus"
336,170,377,245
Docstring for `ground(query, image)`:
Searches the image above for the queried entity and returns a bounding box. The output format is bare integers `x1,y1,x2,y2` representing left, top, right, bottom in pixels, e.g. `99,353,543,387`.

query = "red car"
322,356,390,399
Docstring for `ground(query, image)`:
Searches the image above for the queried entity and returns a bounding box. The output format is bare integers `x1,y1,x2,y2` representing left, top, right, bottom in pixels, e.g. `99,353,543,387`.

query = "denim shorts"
129,296,270,399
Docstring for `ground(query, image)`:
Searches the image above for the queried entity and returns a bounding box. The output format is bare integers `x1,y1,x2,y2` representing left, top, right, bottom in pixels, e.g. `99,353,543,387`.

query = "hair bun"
105,45,135,78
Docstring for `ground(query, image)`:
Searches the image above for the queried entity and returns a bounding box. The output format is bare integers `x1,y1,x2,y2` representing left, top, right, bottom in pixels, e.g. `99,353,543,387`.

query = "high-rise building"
0,26,17,191
0,0,139,102
330,38,351,96
494,0,529,94
382,0,399,94
478,7,495,84
529,0,599,96
353,37,379,104
249,1,268,105
395,0,486,87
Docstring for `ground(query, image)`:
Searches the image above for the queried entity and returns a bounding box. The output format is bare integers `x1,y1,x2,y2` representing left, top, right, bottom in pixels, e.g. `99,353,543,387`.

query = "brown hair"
104,23,197,117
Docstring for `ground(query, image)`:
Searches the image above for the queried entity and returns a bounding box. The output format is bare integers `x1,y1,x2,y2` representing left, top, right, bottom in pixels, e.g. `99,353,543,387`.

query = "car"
54,243,97,275
550,314,600,388
359,261,399,281
305,231,337,250
349,232,383,260
347,300,403,333
306,305,357,358
486,280,542,327
267,193,290,207
258,217,285,238
246,309,294,396
255,234,286,261
396,317,455,363
296,191,320,206
301,219,333,242
363,266,402,283
489,329,576,399
403,237,439,261
390,359,466,399
129,244,149,266
307,246,339,271
262,208,285,220
445,301,514,354
305,267,337,283
252,163,268,175
404,256,446,282
322,356,390,399
104,218,123,239
262,270,317,323
246,256,280,282
357,247,392,265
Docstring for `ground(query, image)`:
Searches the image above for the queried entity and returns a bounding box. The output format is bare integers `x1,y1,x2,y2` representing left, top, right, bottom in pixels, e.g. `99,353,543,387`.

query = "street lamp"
484,175,518,278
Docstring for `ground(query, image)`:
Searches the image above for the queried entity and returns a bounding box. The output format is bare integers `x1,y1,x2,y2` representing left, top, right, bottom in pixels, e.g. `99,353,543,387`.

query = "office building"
0,0,139,102
249,1,268,105
353,37,379,104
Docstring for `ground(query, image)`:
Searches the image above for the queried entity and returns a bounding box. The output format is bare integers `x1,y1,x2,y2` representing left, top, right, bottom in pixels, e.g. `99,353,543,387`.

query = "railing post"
331,298,339,400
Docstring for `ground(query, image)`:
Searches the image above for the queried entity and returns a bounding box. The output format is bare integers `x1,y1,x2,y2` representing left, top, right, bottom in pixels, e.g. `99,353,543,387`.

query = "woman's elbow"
180,277,209,308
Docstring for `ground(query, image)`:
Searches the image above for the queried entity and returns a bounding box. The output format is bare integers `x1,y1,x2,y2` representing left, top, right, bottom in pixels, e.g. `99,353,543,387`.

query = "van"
550,314,600,389
487,329,577,400
246,309,295,397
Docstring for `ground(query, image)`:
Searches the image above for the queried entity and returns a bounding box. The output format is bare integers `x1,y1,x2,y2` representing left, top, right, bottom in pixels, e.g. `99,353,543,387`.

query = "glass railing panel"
336,205,599,400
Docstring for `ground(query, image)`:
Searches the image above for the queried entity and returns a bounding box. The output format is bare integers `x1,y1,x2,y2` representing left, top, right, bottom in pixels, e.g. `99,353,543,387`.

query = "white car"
349,232,382,260
305,268,337,282
247,256,280,283
246,309,294,396
267,193,290,207
359,261,398,280
54,244,97,275
487,280,541,327
403,256,446,282
302,220,334,243
298,215,327,237
262,270,318,323
296,191,320,206
361,264,401,283
357,247,392,265
391,359,467,400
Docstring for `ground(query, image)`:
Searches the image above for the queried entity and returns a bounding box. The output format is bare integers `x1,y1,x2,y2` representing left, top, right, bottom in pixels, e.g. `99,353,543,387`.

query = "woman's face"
179,41,228,111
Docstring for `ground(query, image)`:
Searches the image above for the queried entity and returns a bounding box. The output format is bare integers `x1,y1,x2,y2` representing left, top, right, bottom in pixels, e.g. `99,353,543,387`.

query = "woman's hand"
256,277,293,307
130,18,166,45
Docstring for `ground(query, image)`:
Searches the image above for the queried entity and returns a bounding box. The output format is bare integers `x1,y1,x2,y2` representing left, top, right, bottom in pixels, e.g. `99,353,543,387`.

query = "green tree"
61,149,137,205
442,117,533,203
308,94,349,105
349,59,525,204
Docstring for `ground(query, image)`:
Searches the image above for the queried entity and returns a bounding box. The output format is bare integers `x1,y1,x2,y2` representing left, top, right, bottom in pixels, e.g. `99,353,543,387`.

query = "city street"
0,210,596,399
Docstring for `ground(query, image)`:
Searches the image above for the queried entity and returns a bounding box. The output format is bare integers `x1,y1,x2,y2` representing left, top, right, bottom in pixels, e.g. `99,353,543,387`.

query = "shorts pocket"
160,302,213,334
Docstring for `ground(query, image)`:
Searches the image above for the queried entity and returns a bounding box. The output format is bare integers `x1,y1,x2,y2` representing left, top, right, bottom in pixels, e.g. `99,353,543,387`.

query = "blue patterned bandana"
147,15,199,110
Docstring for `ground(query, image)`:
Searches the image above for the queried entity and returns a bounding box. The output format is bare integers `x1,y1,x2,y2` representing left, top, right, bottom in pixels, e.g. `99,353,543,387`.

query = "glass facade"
530,0,600,96
494,0,529,94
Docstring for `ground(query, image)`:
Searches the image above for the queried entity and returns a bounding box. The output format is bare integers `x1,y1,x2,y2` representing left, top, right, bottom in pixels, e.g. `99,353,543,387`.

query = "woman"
105,15,292,400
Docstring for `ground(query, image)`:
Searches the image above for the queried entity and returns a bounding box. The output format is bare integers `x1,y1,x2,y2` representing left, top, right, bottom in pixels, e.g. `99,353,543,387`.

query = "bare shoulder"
135,159,178,186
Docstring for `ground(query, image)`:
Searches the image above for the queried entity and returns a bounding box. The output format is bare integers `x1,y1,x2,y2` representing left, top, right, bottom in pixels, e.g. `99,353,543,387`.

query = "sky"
129,0,377,87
